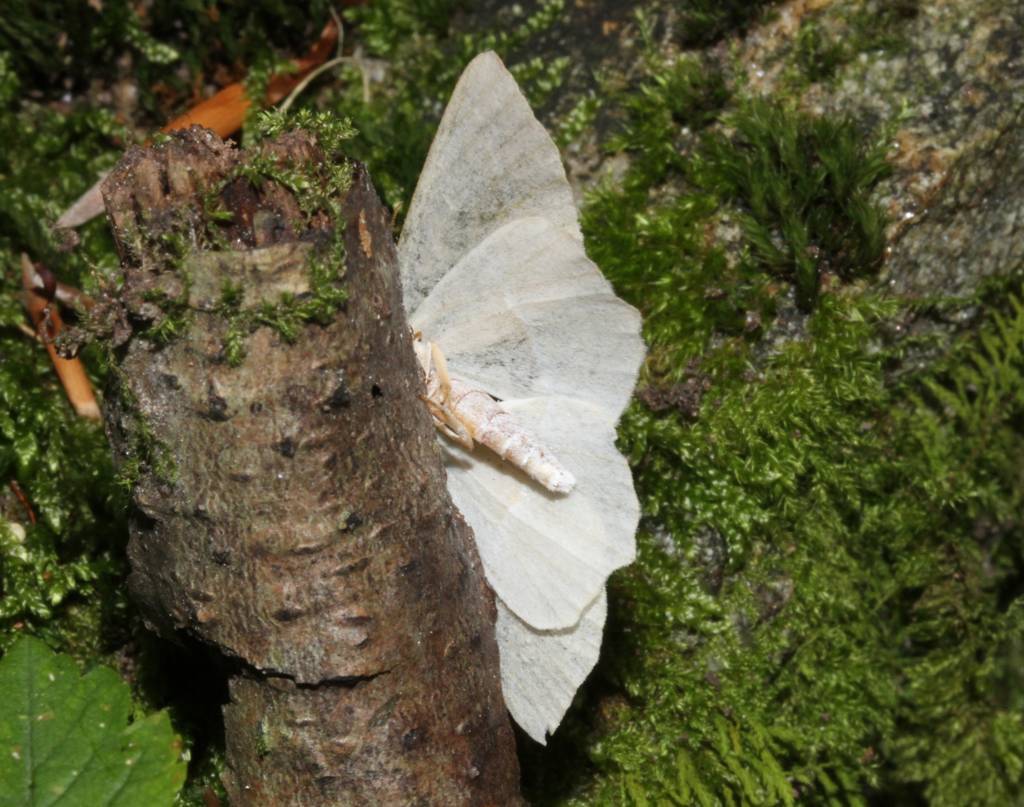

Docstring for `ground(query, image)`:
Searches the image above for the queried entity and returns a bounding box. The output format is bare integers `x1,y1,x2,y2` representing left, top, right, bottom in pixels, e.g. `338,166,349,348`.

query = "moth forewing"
397,53,581,313
495,590,607,744
442,395,638,632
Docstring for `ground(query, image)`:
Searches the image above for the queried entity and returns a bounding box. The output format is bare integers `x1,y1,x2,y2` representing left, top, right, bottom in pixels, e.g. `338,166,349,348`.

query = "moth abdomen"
448,380,575,494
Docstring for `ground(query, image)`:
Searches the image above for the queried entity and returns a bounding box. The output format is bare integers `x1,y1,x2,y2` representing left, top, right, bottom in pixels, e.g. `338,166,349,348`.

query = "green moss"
529,280,1024,806
249,108,357,219
0,518,99,626
142,290,194,348
0,0,337,131
256,717,273,758
605,53,730,187
845,0,920,54
110,379,178,491
212,115,353,366
882,293,1024,806
0,0,175,91
124,111,353,363
673,0,780,48
555,94,600,148
789,2,921,86
552,292,897,804
0,64,128,652
694,99,891,310
578,46,767,380
242,52,302,128
791,21,850,84
221,256,350,368
523,7,1020,804
174,746,227,807
211,251,348,368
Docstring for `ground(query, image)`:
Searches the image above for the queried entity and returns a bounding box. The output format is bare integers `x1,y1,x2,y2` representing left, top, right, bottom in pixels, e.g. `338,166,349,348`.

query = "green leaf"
0,637,185,807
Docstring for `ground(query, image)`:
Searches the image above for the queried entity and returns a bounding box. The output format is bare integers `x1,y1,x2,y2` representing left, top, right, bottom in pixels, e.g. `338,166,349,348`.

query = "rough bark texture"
100,128,521,805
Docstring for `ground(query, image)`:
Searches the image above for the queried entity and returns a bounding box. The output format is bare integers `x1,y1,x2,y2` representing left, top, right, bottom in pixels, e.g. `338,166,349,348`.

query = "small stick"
20,254,101,420
28,267,95,311
9,480,36,525
17,322,40,342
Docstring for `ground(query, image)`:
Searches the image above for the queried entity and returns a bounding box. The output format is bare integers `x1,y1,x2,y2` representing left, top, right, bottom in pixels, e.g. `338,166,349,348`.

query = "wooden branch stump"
100,127,521,805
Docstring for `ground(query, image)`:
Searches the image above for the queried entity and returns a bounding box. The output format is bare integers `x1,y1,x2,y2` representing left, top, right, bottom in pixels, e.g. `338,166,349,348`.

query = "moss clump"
695,99,891,311
0,0,336,126
606,54,729,186
0,0,177,92
673,0,780,48
114,110,354,364
247,108,357,219
522,5,1020,805
0,334,126,656
545,291,899,804
528,261,1024,807
218,239,349,368
212,110,353,366
583,50,768,380
791,20,851,85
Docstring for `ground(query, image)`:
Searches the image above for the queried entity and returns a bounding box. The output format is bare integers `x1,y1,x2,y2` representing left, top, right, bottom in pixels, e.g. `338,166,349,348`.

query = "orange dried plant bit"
20,254,101,421
161,81,250,139
163,18,340,136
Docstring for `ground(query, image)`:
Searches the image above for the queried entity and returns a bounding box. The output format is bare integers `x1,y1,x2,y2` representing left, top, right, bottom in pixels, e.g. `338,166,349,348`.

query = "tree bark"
99,128,521,805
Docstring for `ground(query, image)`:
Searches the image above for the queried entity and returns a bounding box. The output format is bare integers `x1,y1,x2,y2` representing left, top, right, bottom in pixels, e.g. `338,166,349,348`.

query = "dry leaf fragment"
20,255,101,420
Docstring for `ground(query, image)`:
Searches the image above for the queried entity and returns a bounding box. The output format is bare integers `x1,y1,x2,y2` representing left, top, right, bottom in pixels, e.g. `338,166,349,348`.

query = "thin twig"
17,322,41,342
9,480,36,525
265,18,340,106
279,56,355,114
29,268,95,311
330,5,345,58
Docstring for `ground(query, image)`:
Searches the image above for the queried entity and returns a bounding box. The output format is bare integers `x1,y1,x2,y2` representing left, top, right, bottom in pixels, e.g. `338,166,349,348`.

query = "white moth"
398,52,645,743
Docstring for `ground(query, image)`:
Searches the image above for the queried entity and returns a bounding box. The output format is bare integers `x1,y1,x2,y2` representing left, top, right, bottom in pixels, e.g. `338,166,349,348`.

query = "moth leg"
440,419,475,450
428,342,474,446
430,342,454,404
420,394,474,450
420,395,443,429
